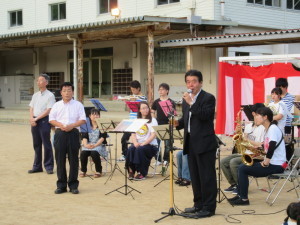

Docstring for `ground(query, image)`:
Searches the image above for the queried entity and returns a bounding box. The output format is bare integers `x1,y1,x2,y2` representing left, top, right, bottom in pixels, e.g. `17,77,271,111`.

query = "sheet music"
113,119,148,132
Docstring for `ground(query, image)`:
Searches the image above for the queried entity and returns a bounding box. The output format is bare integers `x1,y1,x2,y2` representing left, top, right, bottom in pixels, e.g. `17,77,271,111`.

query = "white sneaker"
152,161,162,166
163,161,169,166
118,155,125,161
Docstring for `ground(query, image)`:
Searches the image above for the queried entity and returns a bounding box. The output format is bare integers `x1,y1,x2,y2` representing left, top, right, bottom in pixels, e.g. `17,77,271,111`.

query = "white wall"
219,0,300,29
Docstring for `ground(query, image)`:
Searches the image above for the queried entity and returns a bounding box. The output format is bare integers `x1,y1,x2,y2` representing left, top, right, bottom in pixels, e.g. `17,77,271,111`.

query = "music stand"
90,99,107,111
95,118,116,173
153,125,183,187
125,101,139,113
159,100,177,117
241,105,254,121
105,119,148,199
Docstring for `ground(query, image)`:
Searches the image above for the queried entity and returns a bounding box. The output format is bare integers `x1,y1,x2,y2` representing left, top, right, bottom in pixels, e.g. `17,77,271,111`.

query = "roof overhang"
160,29,300,48
0,16,237,51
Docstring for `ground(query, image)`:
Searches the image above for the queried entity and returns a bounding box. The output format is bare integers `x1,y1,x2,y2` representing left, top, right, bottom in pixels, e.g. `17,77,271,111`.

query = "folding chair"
88,136,113,175
265,149,300,206
149,140,162,177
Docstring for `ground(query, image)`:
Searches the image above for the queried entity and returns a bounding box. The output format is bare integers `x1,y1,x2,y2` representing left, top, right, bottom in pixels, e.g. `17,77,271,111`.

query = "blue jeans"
237,162,284,199
157,139,171,162
176,150,190,181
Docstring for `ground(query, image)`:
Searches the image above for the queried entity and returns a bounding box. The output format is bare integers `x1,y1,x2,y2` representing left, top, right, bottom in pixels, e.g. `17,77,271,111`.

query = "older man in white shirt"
49,82,86,194
29,74,56,174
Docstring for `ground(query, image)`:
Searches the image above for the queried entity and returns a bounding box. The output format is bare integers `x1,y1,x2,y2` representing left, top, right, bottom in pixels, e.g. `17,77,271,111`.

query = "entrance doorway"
69,58,112,98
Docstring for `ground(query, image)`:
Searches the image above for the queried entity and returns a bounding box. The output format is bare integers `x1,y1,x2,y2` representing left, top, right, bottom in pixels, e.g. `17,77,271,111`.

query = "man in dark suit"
176,69,218,218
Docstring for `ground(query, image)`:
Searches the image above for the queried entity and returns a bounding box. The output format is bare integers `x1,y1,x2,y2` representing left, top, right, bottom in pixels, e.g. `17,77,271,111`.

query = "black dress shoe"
179,179,191,186
175,178,183,185
228,195,240,202
46,170,54,174
194,210,215,218
184,206,202,213
231,198,250,206
70,189,79,194
54,188,67,194
28,169,43,174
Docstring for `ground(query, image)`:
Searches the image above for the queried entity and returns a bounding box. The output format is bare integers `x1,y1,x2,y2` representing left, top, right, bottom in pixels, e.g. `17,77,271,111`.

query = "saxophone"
233,108,266,166
241,141,266,166
232,108,246,154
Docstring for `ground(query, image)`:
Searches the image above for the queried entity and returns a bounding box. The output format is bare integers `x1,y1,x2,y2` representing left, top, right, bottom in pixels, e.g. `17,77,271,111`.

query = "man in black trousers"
175,70,218,218
28,73,56,174
49,82,86,194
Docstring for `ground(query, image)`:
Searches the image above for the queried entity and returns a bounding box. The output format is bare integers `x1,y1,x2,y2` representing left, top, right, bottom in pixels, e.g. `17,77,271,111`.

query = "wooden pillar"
223,47,228,57
77,37,84,103
186,46,193,70
147,26,154,106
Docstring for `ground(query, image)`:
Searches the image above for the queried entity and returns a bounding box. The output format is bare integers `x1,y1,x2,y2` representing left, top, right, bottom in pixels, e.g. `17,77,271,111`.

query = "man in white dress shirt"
28,74,56,174
49,82,86,194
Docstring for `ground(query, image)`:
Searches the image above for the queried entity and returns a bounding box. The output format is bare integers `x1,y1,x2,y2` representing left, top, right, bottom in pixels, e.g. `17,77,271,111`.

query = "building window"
50,2,66,21
235,52,250,65
155,48,186,74
158,0,180,5
247,0,281,7
287,0,300,10
9,10,22,27
99,0,118,14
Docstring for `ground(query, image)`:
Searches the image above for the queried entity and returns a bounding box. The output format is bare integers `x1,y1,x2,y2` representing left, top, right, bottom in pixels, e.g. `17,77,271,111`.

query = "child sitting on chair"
80,109,107,178
126,102,158,181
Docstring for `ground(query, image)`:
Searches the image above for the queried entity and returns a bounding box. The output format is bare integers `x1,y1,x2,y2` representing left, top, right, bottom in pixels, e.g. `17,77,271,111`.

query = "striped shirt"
281,93,295,126
128,95,147,119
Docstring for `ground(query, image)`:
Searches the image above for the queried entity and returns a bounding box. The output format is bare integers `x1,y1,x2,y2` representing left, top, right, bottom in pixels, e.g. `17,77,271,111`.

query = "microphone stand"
215,135,234,206
154,112,182,223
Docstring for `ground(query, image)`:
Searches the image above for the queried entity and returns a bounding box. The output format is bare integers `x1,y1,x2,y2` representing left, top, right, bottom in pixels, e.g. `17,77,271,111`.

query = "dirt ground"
0,122,298,225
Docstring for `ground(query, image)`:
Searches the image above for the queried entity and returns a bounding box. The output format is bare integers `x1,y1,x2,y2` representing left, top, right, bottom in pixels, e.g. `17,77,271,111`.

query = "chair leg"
151,142,162,177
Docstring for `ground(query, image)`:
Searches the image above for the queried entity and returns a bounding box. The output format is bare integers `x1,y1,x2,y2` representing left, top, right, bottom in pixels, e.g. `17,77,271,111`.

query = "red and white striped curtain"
215,62,300,135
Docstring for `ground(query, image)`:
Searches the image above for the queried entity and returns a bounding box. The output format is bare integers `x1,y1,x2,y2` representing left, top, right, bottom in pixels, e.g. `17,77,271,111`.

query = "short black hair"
256,107,278,125
130,80,141,90
271,87,282,97
251,103,265,113
39,73,50,82
285,202,300,224
276,78,288,88
185,70,203,83
89,109,100,127
60,82,74,91
158,83,170,92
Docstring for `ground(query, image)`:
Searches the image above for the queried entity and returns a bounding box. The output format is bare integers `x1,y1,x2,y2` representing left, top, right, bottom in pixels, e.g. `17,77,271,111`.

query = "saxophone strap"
274,132,284,151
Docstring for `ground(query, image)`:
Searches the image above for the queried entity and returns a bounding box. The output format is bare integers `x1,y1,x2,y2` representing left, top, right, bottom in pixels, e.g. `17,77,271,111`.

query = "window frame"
99,0,118,15
49,2,66,21
247,0,281,7
9,10,23,27
157,0,180,6
154,47,186,74
287,0,300,10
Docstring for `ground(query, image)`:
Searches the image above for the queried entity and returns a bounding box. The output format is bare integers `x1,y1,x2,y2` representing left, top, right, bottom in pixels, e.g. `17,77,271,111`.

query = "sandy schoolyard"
0,122,298,225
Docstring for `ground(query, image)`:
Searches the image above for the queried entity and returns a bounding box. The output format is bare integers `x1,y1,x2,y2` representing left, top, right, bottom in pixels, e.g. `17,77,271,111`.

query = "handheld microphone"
187,89,193,101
